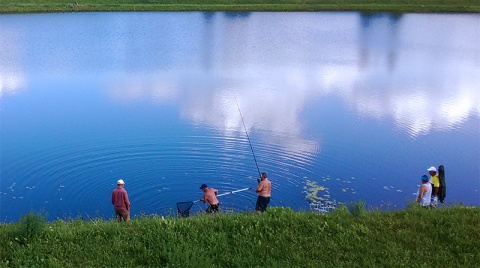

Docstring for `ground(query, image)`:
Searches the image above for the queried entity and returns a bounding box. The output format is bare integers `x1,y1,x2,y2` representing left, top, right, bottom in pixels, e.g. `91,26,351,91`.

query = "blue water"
1,12,479,222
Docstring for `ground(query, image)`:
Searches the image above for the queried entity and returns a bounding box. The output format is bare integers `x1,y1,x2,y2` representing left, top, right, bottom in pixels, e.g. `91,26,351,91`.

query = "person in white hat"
427,166,440,208
111,179,131,221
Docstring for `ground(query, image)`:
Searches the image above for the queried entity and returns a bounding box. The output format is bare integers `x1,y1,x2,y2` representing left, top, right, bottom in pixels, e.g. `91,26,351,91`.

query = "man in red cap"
111,179,131,221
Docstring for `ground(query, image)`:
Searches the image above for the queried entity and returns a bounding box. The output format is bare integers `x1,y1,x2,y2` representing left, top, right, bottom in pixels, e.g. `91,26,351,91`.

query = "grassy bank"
1,0,479,14
1,205,479,267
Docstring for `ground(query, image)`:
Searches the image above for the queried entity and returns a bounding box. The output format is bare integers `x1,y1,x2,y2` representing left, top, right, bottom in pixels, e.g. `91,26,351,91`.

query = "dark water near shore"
1,12,479,222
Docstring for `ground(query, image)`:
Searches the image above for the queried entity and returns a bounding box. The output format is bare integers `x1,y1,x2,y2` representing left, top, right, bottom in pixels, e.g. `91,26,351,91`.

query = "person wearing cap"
427,166,440,208
200,184,219,216
111,179,131,222
417,175,432,208
255,172,272,214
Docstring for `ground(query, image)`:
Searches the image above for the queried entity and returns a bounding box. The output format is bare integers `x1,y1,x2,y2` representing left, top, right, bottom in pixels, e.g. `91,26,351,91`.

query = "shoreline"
1,0,480,14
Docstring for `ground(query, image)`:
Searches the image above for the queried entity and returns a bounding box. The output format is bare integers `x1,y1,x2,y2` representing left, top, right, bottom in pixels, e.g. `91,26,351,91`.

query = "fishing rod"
234,97,262,179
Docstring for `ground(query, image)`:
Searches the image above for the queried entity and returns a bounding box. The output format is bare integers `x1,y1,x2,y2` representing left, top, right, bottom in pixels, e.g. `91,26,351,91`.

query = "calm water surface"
1,12,479,222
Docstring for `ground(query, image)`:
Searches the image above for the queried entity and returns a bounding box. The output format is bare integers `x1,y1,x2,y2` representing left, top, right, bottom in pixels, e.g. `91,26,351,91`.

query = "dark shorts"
256,196,270,212
206,204,219,214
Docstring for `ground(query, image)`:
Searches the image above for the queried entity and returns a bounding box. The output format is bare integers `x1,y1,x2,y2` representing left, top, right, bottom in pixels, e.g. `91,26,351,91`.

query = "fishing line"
234,97,261,178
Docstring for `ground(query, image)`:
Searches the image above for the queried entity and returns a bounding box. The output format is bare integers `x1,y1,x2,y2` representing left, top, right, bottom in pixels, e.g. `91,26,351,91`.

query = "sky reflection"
1,12,478,140
1,12,479,221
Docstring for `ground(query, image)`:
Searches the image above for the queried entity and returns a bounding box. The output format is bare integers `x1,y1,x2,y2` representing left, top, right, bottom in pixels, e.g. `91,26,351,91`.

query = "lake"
0,12,479,222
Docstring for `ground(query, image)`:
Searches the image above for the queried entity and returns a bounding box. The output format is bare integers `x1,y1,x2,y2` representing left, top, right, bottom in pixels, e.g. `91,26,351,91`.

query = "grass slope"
1,206,479,267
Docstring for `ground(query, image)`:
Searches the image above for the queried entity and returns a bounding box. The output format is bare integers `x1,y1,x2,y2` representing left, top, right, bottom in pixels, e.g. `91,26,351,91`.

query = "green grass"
0,0,479,13
1,205,479,267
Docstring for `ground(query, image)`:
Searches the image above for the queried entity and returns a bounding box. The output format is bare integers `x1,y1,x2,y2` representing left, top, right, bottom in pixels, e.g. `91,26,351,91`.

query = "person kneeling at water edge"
200,184,219,216
112,179,131,222
256,172,272,214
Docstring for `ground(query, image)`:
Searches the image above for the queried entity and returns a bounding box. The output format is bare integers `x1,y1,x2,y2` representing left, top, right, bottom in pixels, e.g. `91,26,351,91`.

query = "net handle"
179,187,251,206
217,187,251,197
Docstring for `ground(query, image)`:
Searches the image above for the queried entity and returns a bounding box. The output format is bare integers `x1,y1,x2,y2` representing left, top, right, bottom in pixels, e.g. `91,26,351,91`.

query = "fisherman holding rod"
255,172,272,214
235,97,272,214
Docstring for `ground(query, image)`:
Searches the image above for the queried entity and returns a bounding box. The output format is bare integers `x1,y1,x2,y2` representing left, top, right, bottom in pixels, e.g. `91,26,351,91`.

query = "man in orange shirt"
200,184,220,216
255,172,272,214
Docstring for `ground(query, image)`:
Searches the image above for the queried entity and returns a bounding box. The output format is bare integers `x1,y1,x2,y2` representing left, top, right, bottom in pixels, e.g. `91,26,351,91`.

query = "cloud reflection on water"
1,12,479,140
91,12,480,139
1,12,479,220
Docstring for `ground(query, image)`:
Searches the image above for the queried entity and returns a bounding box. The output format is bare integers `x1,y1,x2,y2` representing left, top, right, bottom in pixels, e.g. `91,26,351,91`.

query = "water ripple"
1,133,320,221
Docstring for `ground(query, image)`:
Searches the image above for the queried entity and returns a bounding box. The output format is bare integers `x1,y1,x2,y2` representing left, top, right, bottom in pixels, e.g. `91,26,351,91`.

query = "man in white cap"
427,166,440,208
111,179,131,221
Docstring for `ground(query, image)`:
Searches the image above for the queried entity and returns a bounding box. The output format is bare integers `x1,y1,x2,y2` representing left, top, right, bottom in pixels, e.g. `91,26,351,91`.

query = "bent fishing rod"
234,97,262,179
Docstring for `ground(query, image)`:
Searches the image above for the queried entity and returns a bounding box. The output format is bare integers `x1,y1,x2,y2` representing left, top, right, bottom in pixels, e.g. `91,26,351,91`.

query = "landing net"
176,201,194,218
